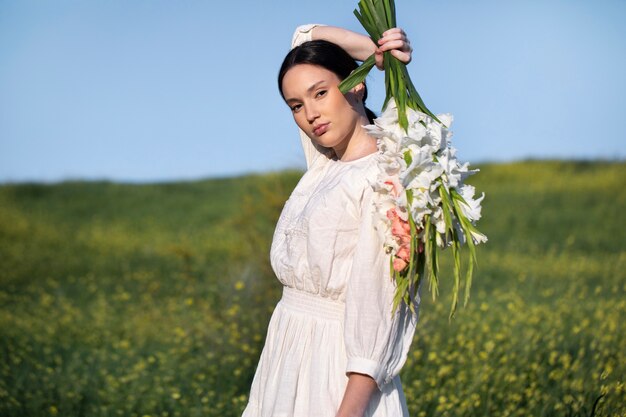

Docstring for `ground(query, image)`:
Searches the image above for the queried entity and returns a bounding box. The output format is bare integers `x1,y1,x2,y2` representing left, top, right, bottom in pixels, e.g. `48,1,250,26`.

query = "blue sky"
1,0,624,183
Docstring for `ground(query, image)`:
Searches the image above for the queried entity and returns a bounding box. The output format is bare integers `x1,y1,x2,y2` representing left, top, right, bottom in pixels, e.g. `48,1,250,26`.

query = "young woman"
242,24,419,417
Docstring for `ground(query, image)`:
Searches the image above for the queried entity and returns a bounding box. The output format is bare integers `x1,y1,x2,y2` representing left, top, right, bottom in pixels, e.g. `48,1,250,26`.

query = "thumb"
375,48,384,70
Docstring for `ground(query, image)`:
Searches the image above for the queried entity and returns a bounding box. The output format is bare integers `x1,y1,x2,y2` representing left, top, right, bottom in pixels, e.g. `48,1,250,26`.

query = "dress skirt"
241,286,411,417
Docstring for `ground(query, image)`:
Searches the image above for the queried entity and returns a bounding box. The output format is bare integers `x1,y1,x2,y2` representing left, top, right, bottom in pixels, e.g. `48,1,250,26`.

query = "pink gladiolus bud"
396,245,410,262
391,217,411,238
399,234,411,245
384,177,403,198
391,219,405,239
393,257,408,272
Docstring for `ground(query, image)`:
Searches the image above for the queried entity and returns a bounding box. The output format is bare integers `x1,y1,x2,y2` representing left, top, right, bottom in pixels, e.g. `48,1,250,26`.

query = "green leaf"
354,8,379,41
431,226,440,297
424,215,438,302
464,253,474,307
406,195,417,281
403,149,412,166
438,184,455,239
383,0,393,27
358,1,384,37
388,0,397,27
449,235,461,321
367,0,389,34
405,186,414,206
338,54,376,94
450,188,481,307
402,65,443,126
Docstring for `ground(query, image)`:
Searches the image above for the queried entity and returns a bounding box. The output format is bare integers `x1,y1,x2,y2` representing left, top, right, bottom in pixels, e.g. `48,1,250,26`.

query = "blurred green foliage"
0,161,624,416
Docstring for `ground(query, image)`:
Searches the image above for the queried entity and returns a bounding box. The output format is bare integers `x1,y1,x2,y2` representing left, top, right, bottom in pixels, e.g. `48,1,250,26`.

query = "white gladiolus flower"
470,230,488,245
401,148,433,186
435,232,444,248
429,188,442,206
370,104,408,144
409,191,432,226
430,206,447,235
458,184,485,222
436,113,454,130
380,154,404,177
424,116,449,150
437,147,476,189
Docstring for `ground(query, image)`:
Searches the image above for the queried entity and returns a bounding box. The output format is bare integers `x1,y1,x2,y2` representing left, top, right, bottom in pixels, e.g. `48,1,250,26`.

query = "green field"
0,160,624,417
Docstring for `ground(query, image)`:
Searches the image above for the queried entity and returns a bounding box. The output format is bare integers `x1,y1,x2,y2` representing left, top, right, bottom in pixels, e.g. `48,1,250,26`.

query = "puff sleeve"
288,24,331,170
343,173,420,390
290,23,324,49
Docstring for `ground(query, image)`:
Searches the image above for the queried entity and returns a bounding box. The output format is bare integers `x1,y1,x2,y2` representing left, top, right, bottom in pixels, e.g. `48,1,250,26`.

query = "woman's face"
281,64,364,153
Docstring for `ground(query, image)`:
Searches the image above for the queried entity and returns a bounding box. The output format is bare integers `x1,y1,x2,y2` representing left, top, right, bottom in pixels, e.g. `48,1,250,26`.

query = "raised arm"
310,25,413,69
310,25,377,61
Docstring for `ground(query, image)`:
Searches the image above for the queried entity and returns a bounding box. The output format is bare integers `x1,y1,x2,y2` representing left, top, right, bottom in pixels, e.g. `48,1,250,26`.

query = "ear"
350,82,366,101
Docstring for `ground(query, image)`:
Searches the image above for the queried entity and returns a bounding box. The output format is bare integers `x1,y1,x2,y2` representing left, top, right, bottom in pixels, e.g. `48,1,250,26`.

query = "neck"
333,115,376,161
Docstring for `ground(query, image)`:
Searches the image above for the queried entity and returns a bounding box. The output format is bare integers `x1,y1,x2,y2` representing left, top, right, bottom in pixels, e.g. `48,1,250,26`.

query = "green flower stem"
339,0,440,131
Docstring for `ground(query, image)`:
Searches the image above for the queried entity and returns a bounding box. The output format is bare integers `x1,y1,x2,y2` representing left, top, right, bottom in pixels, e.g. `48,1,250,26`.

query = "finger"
379,39,410,51
378,39,411,52
382,27,404,38
375,49,384,70
378,36,410,50
378,31,406,45
390,49,412,65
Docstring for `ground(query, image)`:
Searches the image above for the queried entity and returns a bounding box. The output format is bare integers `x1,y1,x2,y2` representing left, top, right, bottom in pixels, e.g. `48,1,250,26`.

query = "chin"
312,136,340,150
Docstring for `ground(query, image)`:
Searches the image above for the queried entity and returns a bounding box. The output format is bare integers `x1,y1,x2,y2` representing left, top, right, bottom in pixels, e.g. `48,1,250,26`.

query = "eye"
290,103,302,112
315,90,327,98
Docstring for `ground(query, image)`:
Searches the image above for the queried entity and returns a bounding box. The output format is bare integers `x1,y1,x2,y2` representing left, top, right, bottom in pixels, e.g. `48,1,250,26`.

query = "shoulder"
337,151,385,203
349,151,386,183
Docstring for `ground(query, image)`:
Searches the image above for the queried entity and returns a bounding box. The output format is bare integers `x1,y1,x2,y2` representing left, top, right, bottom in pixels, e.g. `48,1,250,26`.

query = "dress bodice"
270,152,381,300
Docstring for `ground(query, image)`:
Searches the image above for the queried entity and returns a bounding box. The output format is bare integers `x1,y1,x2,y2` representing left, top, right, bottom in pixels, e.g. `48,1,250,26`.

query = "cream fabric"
241,148,420,417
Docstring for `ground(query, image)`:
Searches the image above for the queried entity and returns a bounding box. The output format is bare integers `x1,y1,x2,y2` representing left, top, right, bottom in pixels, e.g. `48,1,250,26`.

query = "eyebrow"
285,80,326,103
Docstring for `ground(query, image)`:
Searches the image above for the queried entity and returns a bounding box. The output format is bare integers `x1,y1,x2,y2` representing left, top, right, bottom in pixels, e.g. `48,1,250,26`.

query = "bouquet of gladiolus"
339,0,487,319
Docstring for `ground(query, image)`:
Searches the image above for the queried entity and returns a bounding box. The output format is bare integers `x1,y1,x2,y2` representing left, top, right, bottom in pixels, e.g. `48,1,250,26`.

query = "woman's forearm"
335,372,379,417
311,25,377,61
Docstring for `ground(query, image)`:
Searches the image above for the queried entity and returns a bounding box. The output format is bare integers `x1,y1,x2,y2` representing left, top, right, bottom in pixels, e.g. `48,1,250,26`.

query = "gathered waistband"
279,286,345,321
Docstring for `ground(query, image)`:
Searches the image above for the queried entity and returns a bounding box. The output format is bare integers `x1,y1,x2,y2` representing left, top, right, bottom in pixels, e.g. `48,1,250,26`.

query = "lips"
313,123,329,136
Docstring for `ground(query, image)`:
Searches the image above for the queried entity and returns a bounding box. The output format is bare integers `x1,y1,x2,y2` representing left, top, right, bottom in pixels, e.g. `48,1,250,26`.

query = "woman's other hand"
375,27,412,70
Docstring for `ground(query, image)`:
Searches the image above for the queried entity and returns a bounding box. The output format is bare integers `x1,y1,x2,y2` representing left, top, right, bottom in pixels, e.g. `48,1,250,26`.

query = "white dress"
241,25,420,417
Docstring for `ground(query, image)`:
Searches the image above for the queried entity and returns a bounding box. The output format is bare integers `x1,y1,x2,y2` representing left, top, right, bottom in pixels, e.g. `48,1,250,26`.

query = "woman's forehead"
282,64,340,94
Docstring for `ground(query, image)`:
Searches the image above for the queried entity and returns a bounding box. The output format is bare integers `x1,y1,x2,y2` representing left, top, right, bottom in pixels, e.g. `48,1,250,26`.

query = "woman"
242,24,419,417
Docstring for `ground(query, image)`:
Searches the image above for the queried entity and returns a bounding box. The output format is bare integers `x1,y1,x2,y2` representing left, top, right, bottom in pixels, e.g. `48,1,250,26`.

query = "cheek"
332,95,359,126
292,113,309,132
331,91,350,109
334,93,356,117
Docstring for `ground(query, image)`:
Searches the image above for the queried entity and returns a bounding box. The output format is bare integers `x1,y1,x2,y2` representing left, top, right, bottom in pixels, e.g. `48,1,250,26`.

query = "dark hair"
278,39,377,124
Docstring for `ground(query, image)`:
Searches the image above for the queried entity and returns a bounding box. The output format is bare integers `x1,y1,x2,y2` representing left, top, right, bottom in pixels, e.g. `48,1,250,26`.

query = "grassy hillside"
0,161,624,416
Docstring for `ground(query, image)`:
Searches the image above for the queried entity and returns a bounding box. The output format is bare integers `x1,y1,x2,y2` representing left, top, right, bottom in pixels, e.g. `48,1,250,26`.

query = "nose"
304,102,320,123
